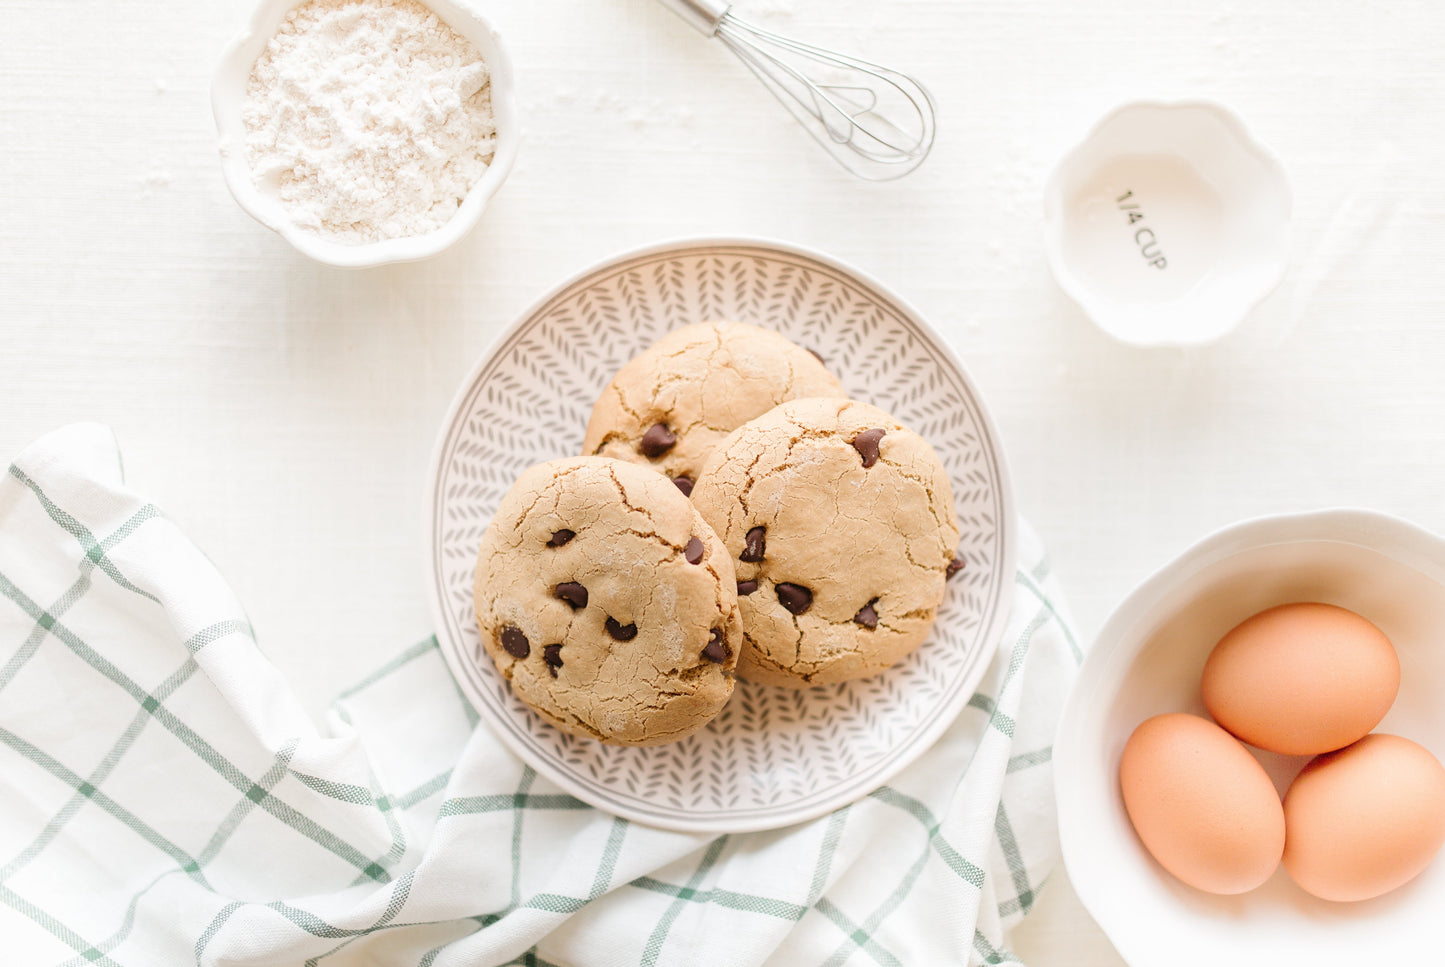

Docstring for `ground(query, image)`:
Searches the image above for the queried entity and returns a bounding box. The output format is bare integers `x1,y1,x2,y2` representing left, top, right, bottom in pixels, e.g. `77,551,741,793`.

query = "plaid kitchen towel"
0,424,1082,967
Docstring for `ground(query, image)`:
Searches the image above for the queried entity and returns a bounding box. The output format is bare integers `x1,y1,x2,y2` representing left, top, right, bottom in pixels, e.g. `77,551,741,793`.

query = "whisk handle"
655,0,732,37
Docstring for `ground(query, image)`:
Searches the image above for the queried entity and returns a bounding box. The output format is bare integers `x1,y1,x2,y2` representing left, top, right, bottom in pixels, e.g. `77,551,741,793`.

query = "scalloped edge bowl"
211,0,518,268
1044,100,1291,346
1057,508,1445,966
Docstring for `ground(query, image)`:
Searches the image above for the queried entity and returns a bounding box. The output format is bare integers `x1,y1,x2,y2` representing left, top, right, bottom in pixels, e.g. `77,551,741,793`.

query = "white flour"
242,0,496,245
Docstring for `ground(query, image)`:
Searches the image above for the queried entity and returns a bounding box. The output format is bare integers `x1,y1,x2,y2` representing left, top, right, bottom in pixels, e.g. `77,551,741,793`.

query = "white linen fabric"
0,424,1081,966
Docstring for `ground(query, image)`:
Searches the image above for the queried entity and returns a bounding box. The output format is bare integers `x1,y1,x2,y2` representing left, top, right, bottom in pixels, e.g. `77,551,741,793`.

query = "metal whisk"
656,0,936,181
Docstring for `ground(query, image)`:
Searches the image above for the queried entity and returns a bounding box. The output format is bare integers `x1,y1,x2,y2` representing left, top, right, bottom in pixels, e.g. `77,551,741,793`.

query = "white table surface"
4,0,1444,963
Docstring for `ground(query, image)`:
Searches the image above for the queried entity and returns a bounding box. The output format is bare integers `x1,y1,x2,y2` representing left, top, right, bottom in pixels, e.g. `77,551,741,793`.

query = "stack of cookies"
474,321,963,746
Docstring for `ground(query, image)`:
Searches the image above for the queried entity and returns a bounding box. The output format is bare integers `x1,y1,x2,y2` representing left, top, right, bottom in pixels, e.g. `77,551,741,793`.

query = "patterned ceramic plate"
426,239,1015,832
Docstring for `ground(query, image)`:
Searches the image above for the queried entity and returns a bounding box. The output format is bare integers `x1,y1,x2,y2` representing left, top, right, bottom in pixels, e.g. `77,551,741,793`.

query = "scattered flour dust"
242,0,496,245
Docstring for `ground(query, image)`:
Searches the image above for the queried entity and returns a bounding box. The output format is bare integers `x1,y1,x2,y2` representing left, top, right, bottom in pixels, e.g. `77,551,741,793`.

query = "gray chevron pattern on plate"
427,239,1015,832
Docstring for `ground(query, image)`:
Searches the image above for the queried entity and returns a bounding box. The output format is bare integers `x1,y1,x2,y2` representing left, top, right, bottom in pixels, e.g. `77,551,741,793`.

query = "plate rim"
424,235,1018,832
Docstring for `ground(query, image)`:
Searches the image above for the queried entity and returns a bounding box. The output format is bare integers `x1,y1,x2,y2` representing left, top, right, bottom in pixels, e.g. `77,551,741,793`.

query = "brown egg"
1120,713,1285,895
1202,603,1399,755
1283,733,1445,902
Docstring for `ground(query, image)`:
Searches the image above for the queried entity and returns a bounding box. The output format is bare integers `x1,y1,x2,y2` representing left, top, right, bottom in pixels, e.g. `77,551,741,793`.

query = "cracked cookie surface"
581,321,846,493
691,398,961,688
473,456,742,746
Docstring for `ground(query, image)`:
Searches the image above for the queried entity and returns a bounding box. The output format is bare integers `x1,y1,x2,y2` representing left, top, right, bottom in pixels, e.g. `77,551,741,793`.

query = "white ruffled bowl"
1056,509,1445,966
211,0,518,268
1044,100,1290,346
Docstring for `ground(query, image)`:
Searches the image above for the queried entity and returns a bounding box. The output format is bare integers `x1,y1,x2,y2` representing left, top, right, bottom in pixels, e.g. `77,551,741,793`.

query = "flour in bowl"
242,0,496,245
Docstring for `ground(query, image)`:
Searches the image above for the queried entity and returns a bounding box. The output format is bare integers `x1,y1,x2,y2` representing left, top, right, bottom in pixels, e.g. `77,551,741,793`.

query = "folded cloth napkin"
0,424,1082,967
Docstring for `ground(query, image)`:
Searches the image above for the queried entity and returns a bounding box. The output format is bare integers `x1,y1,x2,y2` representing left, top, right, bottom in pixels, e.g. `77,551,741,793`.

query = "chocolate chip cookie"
691,398,963,687
473,456,742,746
581,321,846,496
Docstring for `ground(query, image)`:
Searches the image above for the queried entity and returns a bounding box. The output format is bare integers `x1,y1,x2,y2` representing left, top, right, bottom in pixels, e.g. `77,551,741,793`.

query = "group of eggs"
1120,602,1445,902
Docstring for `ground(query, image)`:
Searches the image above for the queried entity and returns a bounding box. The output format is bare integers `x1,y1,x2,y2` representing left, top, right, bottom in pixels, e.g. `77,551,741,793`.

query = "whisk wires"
713,14,936,181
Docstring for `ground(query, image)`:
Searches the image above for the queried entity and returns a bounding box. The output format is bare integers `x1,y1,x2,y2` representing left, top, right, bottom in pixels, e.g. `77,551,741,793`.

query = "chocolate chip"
776,582,813,615
543,643,563,677
702,628,730,663
499,625,530,659
673,476,694,497
546,529,575,547
946,556,965,580
639,423,677,458
736,580,758,596
685,536,705,564
605,617,638,641
554,582,588,609
740,526,766,563
851,428,886,468
854,599,879,629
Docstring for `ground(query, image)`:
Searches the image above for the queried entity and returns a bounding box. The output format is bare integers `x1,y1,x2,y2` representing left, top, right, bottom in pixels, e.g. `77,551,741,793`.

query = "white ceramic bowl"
211,0,518,268
1056,509,1445,967
1044,100,1290,346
